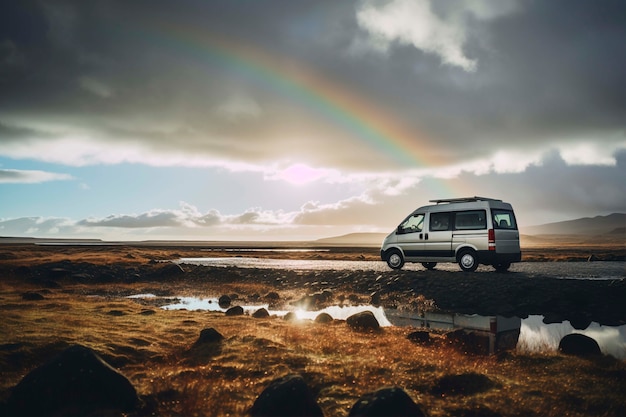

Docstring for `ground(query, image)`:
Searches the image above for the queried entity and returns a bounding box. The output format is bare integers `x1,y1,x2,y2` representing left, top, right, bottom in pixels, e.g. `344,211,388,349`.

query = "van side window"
430,212,451,231
454,210,487,230
492,209,517,229
399,213,424,234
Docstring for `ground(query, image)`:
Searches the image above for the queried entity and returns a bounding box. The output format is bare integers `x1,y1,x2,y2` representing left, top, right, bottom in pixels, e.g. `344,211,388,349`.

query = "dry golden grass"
1,277,625,417
1,243,625,416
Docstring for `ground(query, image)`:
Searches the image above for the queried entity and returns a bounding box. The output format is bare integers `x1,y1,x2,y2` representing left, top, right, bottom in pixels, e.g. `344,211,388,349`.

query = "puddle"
127,294,626,359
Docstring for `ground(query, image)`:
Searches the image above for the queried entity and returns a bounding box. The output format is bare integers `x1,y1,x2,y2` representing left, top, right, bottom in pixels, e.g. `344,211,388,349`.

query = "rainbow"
145,22,440,166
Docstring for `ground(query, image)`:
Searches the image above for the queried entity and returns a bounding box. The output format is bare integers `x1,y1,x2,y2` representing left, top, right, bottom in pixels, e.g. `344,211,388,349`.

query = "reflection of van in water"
380,197,521,272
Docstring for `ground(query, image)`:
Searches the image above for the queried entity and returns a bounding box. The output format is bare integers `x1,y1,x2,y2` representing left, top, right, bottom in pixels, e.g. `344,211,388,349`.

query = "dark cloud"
1,0,623,169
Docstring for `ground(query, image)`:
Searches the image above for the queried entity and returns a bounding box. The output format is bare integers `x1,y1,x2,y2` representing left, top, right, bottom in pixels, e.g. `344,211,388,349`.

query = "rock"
225,306,244,316
314,313,334,324
558,333,602,357
283,312,298,322
347,311,380,332
219,294,232,308
431,372,497,396
248,374,323,417
349,387,425,417
265,291,280,301
21,292,44,301
187,328,225,363
194,328,224,346
407,331,431,345
6,344,139,416
252,308,270,318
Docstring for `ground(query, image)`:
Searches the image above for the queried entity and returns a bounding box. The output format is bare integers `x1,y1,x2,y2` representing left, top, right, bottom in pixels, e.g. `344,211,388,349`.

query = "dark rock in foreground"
558,333,602,357
348,387,425,416
6,344,139,416
347,311,380,332
248,374,323,417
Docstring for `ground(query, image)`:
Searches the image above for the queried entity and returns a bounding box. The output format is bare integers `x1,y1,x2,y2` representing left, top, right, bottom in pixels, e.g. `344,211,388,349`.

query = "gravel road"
179,257,625,280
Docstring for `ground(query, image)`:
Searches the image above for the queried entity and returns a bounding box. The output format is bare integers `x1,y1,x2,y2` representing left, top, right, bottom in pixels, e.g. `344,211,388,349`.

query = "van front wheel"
386,250,404,270
458,249,478,272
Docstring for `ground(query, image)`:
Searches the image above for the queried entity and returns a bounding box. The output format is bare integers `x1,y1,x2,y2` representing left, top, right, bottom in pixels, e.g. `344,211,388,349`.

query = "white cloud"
0,169,73,184
355,0,519,71
356,0,476,71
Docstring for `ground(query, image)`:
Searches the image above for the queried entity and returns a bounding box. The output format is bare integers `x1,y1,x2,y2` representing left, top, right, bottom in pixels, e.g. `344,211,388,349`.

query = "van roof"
429,196,502,204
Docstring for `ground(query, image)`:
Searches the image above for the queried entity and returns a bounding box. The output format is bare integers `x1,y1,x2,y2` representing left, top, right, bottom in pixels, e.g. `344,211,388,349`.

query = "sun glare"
277,163,325,185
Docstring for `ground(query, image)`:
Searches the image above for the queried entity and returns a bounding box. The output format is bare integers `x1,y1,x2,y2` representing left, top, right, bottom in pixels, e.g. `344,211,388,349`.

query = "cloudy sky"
1,0,625,241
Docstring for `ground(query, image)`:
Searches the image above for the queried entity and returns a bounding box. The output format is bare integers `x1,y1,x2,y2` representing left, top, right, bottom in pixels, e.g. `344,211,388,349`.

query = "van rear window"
454,210,487,230
492,209,517,229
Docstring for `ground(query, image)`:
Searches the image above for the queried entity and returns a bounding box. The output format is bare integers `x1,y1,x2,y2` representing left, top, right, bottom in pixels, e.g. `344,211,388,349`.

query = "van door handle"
419,233,423,240
425,233,429,240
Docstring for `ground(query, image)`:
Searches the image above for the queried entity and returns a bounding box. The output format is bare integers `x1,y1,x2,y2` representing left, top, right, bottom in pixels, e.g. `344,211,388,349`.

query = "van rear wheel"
386,249,404,270
458,249,478,272
422,262,437,270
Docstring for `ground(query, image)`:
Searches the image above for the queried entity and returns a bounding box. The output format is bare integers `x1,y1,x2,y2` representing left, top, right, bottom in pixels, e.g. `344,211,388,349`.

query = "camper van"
380,197,521,272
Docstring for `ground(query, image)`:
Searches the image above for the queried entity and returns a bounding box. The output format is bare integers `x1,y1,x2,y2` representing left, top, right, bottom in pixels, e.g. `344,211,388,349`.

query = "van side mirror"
396,225,404,234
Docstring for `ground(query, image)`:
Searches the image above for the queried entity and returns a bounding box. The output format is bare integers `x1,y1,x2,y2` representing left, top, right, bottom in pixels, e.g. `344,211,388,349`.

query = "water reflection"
127,294,625,359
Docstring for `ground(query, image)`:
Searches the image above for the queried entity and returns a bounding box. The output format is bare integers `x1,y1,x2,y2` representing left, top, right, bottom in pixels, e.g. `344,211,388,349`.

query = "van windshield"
492,209,517,230
399,213,424,234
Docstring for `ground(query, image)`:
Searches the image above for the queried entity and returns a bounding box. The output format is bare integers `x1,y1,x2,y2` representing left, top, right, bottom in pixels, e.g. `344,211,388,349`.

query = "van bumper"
478,251,522,265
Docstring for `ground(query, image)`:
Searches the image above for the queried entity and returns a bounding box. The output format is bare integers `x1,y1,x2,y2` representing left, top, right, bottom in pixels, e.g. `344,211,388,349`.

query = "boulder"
187,328,224,363
249,374,323,417
6,344,139,416
265,291,280,301
558,333,602,357
252,308,270,318
218,294,232,308
348,387,425,416
347,311,380,332
283,311,298,322
194,328,224,346
225,306,244,316
314,313,334,324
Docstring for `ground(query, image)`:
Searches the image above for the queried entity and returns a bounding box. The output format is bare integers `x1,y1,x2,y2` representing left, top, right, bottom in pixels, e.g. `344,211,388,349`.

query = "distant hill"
315,232,387,246
521,213,625,236
318,213,625,246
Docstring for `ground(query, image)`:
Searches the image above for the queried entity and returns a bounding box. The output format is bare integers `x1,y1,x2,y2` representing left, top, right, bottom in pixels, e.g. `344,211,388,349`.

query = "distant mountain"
521,213,625,236
315,232,387,246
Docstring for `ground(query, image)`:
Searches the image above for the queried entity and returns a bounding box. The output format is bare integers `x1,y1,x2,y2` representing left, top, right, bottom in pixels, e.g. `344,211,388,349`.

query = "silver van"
380,197,521,272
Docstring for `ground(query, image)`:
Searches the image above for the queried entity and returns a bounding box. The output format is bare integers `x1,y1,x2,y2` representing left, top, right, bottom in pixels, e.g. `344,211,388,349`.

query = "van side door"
423,212,453,257
395,213,425,259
